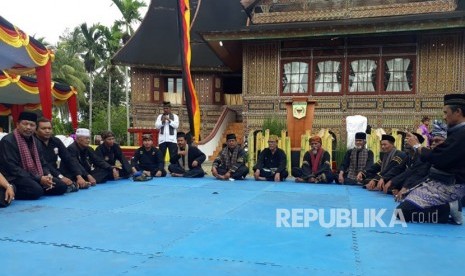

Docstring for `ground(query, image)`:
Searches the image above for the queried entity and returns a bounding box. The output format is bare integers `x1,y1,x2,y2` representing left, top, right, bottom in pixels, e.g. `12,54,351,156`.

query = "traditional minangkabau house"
113,0,465,156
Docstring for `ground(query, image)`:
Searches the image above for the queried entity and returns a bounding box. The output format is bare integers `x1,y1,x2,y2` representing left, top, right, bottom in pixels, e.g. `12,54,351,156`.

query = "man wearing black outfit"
168,132,206,178
399,94,465,224
61,128,114,186
95,131,133,179
131,134,167,177
359,134,406,191
338,132,374,185
253,135,288,182
212,133,249,180
0,112,67,200
35,117,80,192
382,133,430,195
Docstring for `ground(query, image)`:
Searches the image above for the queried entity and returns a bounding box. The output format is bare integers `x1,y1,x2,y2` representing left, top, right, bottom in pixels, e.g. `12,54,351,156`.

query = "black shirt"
131,146,164,172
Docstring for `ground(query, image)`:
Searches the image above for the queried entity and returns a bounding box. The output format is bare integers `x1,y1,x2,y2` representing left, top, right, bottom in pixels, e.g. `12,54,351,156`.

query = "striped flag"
176,0,201,141
240,0,261,19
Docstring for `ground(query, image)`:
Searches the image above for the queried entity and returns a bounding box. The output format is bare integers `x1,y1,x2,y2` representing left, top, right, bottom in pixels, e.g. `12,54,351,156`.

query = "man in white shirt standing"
155,101,179,159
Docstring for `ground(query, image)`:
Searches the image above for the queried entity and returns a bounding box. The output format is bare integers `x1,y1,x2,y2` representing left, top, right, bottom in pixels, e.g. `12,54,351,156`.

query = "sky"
1,0,149,45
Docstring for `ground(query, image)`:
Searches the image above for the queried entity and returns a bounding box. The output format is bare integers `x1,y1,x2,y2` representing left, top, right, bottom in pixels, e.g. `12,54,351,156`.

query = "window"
384,58,413,92
314,60,342,93
282,61,308,93
167,77,183,93
280,40,416,95
349,59,377,92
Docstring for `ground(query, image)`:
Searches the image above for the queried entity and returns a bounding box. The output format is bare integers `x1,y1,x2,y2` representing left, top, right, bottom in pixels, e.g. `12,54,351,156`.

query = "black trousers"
217,165,249,180
253,167,289,181
10,176,67,200
291,167,335,183
158,142,178,160
396,200,450,224
137,165,167,177
168,164,205,178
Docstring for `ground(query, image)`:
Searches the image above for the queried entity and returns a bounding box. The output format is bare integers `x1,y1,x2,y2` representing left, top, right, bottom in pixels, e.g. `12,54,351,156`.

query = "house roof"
201,9,465,42
111,0,248,72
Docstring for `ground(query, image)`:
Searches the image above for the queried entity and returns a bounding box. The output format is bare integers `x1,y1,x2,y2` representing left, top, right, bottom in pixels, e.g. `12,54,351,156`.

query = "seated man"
211,133,249,180
383,133,430,194
253,135,288,182
292,136,334,183
131,134,167,177
0,172,15,208
168,132,206,178
397,94,465,224
430,119,447,149
358,134,406,191
61,128,114,186
95,131,133,180
338,132,374,185
0,111,67,200
35,117,80,193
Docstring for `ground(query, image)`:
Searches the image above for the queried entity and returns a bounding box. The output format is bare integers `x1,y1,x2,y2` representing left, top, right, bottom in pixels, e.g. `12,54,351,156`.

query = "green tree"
92,105,132,145
112,0,147,38
112,0,147,144
80,23,105,132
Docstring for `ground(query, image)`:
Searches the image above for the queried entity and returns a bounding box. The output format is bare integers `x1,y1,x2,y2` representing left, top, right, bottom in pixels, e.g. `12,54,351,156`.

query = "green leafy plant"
333,142,347,171
262,115,286,136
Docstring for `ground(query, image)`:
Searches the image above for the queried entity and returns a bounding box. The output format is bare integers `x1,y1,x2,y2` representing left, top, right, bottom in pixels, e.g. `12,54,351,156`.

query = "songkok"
381,134,395,143
142,134,152,140
18,111,37,123
177,132,186,139
268,135,279,142
163,101,171,108
101,130,114,140
309,135,322,144
355,132,366,140
412,133,425,144
444,94,465,106
431,120,447,138
76,128,91,137
226,133,236,140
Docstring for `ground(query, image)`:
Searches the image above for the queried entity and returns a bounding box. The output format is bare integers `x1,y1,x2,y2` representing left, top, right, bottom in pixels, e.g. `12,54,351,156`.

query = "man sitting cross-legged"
211,133,249,180
0,112,67,200
168,132,206,178
292,135,335,183
253,135,288,182
131,134,167,177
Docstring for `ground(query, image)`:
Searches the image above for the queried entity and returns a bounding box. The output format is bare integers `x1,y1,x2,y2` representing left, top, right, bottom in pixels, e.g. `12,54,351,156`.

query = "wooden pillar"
285,97,317,149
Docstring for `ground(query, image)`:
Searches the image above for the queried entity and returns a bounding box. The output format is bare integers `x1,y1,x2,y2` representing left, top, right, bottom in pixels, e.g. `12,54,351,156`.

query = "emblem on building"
292,102,307,119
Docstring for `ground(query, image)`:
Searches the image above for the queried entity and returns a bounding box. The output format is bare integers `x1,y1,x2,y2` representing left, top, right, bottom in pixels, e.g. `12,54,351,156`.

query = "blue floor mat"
1,177,464,275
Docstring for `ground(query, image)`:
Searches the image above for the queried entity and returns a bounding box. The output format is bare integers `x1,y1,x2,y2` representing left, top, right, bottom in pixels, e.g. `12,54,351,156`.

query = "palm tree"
112,0,147,38
80,23,105,133
52,29,88,124
97,24,124,130
112,0,147,144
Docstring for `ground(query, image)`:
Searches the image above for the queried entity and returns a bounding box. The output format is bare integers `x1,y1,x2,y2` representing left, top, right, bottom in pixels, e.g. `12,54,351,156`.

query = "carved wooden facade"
127,0,465,145
129,68,237,139
242,31,465,143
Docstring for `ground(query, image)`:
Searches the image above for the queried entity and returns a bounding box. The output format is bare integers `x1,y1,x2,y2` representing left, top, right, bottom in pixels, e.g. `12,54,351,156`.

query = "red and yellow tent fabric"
0,15,54,119
0,70,78,129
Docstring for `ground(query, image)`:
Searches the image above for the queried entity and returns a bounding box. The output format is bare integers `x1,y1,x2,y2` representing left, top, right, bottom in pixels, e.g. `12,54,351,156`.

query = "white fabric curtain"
386,58,411,91
350,59,376,92
315,61,341,93
283,62,308,93
346,115,368,149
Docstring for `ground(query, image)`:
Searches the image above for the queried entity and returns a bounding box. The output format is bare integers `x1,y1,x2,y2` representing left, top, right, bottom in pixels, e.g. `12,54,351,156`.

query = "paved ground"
1,177,464,275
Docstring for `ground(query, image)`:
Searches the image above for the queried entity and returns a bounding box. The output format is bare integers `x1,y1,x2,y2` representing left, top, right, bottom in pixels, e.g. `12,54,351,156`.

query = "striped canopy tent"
0,71,78,129
0,15,55,121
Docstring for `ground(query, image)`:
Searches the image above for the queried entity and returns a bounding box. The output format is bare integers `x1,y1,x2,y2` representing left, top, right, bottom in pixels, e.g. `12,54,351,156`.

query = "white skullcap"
76,128,91,137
